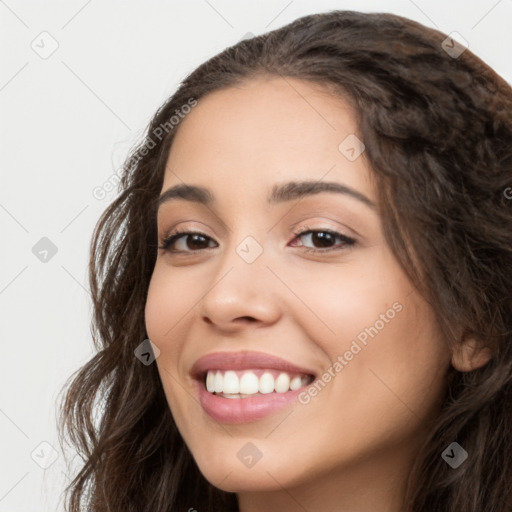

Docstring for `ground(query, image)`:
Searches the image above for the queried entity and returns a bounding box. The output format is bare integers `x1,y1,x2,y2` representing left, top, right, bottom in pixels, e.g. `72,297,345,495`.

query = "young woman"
58,10,512,512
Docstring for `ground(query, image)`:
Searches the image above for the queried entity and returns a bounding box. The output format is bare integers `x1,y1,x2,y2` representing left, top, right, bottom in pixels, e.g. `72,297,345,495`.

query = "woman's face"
145,76,453,508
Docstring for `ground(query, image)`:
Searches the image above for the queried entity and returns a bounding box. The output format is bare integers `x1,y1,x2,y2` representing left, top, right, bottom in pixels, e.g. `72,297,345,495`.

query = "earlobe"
451,335,493,372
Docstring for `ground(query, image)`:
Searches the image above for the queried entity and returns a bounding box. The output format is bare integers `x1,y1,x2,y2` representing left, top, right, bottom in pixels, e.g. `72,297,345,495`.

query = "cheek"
144,266,193,423
288,251,450,418
144,264,195,376
145,264,190,340
324,291,450,442
282,250,405,341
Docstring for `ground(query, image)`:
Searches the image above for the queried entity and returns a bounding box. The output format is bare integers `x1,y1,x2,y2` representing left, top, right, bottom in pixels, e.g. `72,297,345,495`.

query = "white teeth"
290,376,302,391
239,372,259,394
206,371,215,392
204,369,312,396
223,371,239,394
213,371,223,393
259,372,274,394
274,372,290,393
222,393,243,399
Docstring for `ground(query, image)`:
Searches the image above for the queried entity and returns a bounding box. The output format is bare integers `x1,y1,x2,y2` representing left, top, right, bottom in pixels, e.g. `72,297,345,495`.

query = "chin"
196,455,306,493
205,471,284,493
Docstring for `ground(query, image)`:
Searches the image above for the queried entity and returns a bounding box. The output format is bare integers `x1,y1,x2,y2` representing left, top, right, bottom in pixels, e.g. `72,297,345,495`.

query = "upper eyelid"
158,226,356,253
159,225,350,241
159,218,354,238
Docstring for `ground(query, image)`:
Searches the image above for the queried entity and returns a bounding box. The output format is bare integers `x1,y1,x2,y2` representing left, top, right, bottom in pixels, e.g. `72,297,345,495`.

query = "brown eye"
290,229,356,253
159,230,217,253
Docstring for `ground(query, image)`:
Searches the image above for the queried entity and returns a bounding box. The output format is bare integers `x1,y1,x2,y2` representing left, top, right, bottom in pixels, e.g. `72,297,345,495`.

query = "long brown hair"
57,10,512,511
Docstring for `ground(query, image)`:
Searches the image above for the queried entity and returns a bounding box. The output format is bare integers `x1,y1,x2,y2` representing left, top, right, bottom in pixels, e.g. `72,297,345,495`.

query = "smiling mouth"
200,369,316,399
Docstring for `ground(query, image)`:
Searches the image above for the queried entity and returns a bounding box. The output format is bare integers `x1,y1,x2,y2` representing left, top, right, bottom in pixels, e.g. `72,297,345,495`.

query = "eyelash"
158,227,356,255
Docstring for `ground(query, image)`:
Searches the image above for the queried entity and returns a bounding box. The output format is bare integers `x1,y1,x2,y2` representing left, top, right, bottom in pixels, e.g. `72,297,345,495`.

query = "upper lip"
190,350,317,379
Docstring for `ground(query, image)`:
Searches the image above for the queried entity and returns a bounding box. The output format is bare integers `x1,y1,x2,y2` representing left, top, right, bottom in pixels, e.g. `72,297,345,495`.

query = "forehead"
162,76,374,205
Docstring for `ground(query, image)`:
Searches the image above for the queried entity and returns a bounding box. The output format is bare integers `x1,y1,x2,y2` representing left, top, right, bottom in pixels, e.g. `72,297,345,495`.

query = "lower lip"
195,379,309,424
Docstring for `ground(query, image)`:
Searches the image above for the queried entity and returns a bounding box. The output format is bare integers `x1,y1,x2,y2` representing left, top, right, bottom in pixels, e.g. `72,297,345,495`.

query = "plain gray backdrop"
1,1,511,510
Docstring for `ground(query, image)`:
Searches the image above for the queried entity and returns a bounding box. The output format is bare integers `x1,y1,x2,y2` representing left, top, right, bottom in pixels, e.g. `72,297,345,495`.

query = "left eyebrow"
268,180,376,210
157,180,376,211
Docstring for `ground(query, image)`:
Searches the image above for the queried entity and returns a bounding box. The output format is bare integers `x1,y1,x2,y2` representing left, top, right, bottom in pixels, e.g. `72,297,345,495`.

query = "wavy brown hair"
57,10,512,512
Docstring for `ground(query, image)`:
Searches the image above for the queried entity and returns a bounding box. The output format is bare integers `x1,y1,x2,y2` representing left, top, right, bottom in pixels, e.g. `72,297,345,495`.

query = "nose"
197,237,283,332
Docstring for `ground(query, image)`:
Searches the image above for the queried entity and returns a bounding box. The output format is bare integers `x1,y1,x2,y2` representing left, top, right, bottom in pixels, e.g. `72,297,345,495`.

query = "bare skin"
144,76,491,512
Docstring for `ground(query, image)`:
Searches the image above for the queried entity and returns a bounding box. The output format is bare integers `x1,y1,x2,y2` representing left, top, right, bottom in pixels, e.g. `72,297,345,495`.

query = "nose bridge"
213,228,270,293
216,212,271,272
197,226,282,327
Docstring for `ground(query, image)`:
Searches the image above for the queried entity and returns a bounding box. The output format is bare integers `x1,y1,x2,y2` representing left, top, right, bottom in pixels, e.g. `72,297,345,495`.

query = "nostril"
236,316,257,323
201,316,257,326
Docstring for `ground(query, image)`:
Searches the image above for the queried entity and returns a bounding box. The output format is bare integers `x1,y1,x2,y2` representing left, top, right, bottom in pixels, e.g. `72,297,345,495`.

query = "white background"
1,1,511,510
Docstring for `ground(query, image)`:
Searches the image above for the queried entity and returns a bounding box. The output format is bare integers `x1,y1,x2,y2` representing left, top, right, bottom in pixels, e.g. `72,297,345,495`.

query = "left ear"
451,334,493,372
